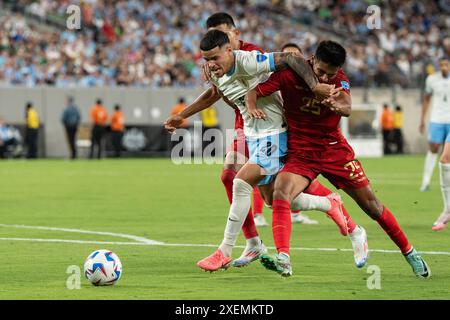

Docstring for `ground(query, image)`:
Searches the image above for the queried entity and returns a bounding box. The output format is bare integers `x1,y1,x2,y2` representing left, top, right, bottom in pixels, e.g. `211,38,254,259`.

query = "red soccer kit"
256,67,370,190
227,41,264,158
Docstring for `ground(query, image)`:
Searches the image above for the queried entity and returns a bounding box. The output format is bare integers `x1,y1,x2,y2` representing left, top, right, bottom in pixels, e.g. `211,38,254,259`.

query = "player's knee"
221,168,235,186
232,178,253,197
440,155,450,164
273,188,291,202
430,145,440,154
363,200,383,219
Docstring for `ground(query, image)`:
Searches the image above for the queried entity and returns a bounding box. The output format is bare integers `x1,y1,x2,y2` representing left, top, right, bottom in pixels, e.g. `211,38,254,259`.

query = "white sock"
439,162,450,213
349,225,361,238
290,193,331,212
246,236,261,248
278,252,290,259
219,178,253,257
422,151,438,188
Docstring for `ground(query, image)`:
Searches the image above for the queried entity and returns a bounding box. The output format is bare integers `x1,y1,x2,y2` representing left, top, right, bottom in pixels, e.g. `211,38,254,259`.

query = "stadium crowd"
0,0,448,88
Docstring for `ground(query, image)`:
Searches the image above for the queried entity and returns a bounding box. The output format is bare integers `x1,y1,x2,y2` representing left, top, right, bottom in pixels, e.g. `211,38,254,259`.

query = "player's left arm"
271,52,340,100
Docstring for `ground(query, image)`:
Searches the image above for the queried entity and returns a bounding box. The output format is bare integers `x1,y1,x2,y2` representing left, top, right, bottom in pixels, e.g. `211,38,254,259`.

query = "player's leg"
433,138,450,231
253,187,268,227
222,150,261,244
197,161,266,271
305,179,357,234
265,171,310,277
343,185,430,278
421,122,443,192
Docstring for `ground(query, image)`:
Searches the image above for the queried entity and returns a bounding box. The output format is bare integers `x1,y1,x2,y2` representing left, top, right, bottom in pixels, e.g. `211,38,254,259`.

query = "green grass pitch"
0,156,449,300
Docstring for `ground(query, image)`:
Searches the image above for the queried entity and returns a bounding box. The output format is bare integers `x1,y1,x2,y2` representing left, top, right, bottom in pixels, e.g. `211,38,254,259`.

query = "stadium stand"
0,0,449,89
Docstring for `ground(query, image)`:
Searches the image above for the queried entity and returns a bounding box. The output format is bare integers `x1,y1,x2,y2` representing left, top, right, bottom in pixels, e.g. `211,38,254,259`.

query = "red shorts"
281,141,370,190
226,129,249,158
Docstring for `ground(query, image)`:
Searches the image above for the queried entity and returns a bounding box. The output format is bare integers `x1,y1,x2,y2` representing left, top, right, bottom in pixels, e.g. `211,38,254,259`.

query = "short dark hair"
114,104,121,111
315,40,346,67
178,97,185,104
200,30,230,51
281,43,303,54
206,12,236,29
26,102,32,109
439,55,449,62
96,99,102,105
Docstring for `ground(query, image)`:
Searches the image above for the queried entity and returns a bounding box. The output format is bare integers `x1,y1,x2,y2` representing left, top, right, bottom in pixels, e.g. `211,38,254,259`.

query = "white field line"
0,237,449,256
0,224,163,245
0,224,449,256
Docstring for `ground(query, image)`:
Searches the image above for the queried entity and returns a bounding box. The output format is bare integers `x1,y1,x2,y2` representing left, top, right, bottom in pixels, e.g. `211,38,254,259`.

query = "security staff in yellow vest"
200,106,221,156
393,105,404,154
25,102,39,159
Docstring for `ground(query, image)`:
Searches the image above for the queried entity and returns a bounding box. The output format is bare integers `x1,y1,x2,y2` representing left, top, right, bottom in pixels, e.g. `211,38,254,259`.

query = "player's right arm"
244,72,282,120
164,86,221,134
420,76,433,134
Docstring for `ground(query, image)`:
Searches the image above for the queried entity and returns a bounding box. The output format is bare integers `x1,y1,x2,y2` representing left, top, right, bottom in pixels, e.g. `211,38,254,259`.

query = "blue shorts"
428,122,450,144
246,131,287,186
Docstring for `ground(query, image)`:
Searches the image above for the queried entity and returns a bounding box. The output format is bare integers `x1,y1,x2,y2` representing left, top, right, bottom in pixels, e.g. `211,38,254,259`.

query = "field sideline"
0,156,449,300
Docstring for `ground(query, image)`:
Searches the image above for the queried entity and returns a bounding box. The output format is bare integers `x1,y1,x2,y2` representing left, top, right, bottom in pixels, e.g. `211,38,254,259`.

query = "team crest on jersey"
340,81,350,90
256,54,268,63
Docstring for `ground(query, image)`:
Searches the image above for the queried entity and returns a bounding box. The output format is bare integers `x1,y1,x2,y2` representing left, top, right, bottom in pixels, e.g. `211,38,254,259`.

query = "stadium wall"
0,86,427,158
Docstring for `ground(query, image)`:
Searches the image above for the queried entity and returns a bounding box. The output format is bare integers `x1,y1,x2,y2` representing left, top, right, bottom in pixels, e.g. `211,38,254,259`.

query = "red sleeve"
256,72,282,97
240,41,264,53
332,69,351,94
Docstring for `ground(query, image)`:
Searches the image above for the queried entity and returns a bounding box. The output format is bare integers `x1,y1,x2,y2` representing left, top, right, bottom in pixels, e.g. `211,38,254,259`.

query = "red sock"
220,169,236,204
252,187,264,215
376,207,412,254
304,180,357,233
304,179,330,195
272,199,292,255
220,168,258,239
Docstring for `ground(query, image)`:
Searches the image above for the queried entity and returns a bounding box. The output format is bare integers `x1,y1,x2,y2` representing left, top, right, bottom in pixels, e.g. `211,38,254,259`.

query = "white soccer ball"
84,249,122,286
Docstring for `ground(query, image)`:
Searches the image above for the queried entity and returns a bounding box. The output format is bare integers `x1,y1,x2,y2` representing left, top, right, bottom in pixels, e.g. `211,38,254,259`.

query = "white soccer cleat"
231,241,268,267
254,214,269,227
349,225,369,268
291,212,319,225
432,211,450,231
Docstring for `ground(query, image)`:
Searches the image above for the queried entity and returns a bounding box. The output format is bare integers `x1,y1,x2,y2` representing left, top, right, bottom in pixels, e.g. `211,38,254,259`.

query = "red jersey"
256,67,351,154
233,41,264,132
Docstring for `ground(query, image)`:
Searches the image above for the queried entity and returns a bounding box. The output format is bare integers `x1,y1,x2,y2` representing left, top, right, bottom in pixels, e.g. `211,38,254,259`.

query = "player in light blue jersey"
195,30,347,272
421,56,450,231
420,56,450,193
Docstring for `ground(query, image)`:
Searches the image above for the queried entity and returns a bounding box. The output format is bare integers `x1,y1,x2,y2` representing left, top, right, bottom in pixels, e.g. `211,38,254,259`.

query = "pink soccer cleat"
432,211,450,231
197,249,232,272
326,193,349,236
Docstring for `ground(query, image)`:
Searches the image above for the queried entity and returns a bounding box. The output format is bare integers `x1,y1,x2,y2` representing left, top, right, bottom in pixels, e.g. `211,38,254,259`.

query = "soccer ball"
84,249,122,286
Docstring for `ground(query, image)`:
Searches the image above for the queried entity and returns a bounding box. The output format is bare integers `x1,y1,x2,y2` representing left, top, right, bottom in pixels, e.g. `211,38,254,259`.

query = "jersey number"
300,97,321,115
344,160,363,180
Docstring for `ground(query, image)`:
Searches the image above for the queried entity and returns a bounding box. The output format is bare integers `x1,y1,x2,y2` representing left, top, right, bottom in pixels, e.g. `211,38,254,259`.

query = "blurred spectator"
381,103,394,155
25,101,39,159
61,96,81,159
0,0,448,89
393,105,404,154
110,104,125,157
89,98,108,159
171,97,189,128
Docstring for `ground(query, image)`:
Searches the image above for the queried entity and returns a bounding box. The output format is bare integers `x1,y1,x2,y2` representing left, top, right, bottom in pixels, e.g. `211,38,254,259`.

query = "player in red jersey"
166,14,360,271
246,40,430,278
